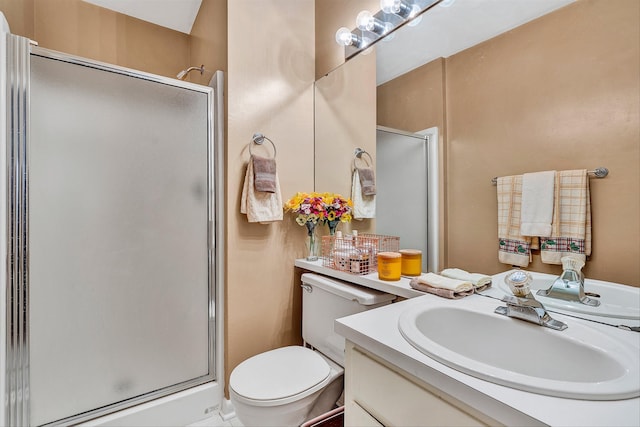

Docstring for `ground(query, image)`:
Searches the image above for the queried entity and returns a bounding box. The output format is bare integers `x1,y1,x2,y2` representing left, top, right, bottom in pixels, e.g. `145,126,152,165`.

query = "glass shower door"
25,51,214,426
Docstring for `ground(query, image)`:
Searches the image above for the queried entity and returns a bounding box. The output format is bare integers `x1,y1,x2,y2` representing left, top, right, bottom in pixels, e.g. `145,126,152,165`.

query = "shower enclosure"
376,126,439,273
1,33,224,426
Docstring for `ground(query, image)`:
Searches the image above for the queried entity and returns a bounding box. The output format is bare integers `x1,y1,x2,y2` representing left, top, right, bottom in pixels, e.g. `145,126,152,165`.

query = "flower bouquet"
318,192,353,235
284,192,326,260
284,192,353,260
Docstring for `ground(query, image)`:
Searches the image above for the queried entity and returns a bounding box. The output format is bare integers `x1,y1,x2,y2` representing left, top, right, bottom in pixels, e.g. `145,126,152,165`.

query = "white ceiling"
82,0,202,34
375,0,576,85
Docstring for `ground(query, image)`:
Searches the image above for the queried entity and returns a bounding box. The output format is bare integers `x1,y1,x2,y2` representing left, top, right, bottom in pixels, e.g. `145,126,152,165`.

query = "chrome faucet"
495,270,568,331
536,256,600,307
495,294,568,331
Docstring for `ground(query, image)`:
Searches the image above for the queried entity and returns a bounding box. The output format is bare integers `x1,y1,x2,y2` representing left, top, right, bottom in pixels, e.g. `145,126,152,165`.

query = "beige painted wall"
377,58,448,269
315,50,377,235
188,0,227,85
377,0,640,286
226,0,315,395
0,0,194,77
0,0,191,79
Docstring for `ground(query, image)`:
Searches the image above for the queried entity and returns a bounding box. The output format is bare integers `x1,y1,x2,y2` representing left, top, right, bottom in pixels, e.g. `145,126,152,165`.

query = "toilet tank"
301,273,395,366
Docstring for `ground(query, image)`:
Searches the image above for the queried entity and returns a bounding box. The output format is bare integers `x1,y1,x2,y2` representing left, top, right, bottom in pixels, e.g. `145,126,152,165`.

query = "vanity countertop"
335,291,640,427
294,258,425,299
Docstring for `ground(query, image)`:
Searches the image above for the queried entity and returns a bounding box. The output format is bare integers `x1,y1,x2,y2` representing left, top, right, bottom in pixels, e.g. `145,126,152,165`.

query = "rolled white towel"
415,272,474,292
440,268,492,289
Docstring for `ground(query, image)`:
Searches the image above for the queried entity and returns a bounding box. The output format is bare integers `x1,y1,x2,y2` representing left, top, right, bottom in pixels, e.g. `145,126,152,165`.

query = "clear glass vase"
305,222,319,261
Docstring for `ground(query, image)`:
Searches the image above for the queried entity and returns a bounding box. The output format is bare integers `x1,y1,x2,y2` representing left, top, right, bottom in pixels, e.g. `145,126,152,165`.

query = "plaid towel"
541,170,591,264
497,175,532,267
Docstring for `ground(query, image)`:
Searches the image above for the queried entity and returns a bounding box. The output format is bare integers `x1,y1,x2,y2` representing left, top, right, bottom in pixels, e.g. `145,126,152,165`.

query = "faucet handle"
561,256,585,272
504,270,533,297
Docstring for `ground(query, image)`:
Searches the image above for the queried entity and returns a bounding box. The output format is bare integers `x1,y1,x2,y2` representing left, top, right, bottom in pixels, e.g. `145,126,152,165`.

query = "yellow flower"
327,211,336,221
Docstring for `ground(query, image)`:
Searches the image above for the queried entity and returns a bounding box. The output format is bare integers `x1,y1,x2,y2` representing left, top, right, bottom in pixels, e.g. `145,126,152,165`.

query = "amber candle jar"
377,252,402,281
399,249,422,277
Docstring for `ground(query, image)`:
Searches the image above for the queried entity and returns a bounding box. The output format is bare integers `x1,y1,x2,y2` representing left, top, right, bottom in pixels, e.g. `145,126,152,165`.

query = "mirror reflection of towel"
520,170,555,236
351,169,375,219
540,170,591,264
497,175,532,267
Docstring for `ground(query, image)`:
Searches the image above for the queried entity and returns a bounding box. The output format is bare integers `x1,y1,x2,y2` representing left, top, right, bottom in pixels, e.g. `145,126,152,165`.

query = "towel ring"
250,133,277,158
353,147,373,170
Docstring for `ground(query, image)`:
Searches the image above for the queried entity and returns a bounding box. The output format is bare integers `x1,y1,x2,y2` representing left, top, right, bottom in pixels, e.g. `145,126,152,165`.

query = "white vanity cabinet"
344,341,499,427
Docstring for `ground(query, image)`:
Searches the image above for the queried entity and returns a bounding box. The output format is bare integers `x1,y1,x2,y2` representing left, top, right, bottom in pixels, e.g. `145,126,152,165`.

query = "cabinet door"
345,401,384,427
347,344,490,427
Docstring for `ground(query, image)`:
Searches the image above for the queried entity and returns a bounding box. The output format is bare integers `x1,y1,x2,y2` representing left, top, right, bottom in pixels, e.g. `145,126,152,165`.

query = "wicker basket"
321,233,400,275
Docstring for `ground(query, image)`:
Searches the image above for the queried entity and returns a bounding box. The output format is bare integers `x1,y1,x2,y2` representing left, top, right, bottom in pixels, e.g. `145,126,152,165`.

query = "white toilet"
229,273,395,427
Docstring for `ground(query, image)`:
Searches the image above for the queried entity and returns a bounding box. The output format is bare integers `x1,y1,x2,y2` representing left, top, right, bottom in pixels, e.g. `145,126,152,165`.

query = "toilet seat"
230,346,331,407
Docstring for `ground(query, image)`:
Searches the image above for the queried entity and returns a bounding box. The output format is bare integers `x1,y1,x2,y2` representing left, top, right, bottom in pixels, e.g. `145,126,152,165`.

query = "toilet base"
231,374,343,427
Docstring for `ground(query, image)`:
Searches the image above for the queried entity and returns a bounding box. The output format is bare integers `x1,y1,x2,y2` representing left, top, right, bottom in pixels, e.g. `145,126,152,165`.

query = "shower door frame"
2,33,224,426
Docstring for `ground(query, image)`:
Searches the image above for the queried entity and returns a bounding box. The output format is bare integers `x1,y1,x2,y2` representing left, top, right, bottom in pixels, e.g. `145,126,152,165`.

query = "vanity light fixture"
335,27,368,48
356,10,394,35
335,0,440,59
380,0,421,20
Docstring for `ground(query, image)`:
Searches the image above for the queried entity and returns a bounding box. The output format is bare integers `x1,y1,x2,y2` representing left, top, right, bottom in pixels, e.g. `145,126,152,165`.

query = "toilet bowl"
229,273,395,427
229,346,343,427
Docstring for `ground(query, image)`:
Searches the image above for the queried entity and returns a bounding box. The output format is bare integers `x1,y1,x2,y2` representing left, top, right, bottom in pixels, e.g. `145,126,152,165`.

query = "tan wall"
188,0,227,85
226,0,315,396
0,0,34,38
377,0,640,286
377,58,448,269
315,0,378,79
315,50,377,235
1,0,190,79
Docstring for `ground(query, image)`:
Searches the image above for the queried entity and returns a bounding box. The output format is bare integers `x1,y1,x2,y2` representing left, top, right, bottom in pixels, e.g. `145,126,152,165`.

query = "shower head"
176,65,205,80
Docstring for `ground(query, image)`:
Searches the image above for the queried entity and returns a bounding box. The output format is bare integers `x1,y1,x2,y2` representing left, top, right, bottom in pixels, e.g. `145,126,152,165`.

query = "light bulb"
356,10,394,35
380,0,418,20
380,0,401,14
335,27,356,46
335,27,369,49
356,10,375,31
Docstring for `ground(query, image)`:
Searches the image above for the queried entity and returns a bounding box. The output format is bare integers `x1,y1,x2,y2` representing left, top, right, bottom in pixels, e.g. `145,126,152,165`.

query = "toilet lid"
230,346,330,401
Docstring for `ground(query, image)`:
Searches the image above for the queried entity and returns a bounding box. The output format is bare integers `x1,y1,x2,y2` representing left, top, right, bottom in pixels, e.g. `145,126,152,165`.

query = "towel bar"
491,167,608,185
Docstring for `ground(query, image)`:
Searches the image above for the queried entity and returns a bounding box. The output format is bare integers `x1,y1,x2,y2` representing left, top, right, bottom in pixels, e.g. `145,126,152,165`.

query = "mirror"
315,0,639,282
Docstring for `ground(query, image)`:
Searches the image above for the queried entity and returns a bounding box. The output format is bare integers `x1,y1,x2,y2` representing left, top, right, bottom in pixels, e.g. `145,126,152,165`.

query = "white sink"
398,301,640,400
492,270,640,320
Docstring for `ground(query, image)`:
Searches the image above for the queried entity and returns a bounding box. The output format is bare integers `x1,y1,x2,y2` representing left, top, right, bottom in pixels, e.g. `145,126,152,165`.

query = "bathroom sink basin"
493,271,640,320
398,302,640,400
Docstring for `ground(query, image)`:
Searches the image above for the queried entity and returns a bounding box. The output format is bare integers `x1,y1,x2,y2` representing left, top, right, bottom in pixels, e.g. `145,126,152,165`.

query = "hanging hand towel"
351,169,375,219
356,166,376,196
541,170,591,264
497,175,532,267
240,159,283,223
520,170,555,237
252,155,277,193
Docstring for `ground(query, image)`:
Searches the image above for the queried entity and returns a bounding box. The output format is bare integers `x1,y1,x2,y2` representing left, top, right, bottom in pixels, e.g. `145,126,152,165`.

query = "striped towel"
541,170,591,264
497,175,532,267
